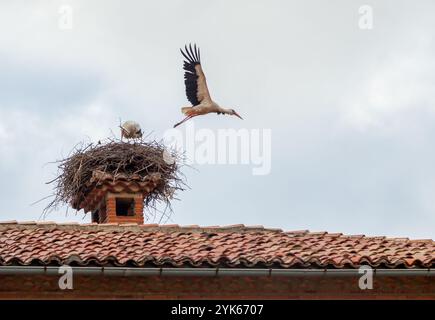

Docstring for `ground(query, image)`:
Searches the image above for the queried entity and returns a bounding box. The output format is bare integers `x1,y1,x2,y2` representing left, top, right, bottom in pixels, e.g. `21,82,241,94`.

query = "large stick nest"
44,138,186,221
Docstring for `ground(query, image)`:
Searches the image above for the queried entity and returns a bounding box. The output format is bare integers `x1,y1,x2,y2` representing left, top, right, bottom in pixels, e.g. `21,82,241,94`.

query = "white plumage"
120,121,143,140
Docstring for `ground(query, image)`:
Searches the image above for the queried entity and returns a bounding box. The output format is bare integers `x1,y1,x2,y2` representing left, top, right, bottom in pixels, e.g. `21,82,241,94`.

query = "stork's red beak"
234,111,243,120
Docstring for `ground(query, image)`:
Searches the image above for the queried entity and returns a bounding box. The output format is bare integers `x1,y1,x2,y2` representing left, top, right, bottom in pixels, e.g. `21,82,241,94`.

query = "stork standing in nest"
120,120,143,141
174,44,243,128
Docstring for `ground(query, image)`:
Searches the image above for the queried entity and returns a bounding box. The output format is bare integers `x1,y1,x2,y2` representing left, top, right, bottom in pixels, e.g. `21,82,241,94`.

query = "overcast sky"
1,0,435,239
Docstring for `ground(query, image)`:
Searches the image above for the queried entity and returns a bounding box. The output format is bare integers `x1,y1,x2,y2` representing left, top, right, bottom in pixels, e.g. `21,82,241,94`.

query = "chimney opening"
92,210,100,223
116,198,135,216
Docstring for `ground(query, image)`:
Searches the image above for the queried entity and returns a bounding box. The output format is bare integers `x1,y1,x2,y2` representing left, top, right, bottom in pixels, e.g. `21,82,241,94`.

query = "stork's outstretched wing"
180,44,211,106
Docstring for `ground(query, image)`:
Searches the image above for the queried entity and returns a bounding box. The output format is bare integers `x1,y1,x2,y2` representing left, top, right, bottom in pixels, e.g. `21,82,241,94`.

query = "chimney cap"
72,170,162,213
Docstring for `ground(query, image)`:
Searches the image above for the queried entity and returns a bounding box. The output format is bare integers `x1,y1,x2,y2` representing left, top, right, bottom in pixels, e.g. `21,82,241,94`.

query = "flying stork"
173,44,243,128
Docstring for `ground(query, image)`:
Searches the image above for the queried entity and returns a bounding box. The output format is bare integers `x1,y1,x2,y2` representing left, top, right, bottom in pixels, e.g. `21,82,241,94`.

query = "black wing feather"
189,43,197,61
194,44,200,62
185,44,195,62
181,43,201,106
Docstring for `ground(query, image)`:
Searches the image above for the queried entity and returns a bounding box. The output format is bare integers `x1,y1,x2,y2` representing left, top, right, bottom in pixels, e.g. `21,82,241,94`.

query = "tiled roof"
0,221,433,269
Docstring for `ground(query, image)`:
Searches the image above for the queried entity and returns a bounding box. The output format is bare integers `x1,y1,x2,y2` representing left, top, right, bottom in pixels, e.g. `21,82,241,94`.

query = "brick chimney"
72,170,162,224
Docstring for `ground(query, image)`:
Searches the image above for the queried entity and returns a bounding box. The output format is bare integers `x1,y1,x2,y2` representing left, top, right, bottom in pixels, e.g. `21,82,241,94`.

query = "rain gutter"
0,266,433,277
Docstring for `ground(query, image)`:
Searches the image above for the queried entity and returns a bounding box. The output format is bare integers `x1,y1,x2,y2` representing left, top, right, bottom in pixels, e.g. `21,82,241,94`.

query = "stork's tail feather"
181,106,193,115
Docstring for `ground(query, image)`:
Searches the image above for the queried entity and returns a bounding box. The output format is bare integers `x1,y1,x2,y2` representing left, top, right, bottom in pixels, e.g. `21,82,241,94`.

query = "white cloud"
340,36,435,131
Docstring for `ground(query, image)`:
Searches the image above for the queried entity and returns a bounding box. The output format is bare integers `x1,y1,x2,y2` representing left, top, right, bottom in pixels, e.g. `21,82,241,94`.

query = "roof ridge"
0,221,433,242
0,221,278,234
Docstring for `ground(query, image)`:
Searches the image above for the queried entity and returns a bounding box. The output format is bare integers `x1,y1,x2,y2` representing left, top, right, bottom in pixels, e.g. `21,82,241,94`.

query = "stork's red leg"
173,114,198,128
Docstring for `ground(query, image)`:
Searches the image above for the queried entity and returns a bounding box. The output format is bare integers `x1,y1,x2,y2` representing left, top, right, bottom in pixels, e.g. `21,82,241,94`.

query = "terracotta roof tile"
0,222,433,269
0,221,17,224
17,221,37,225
